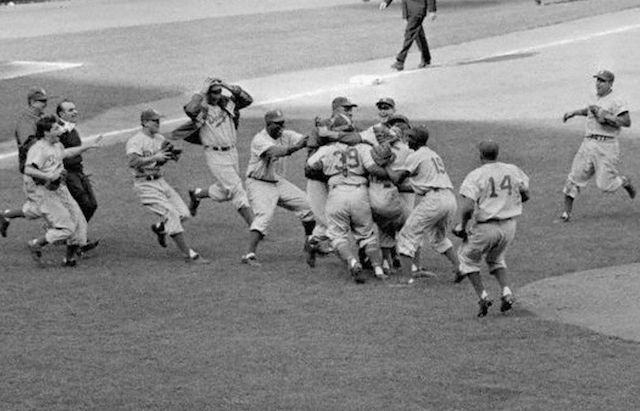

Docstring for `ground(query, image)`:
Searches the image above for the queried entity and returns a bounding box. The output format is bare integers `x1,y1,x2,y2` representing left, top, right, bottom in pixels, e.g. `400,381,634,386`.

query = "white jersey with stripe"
459,161,529,222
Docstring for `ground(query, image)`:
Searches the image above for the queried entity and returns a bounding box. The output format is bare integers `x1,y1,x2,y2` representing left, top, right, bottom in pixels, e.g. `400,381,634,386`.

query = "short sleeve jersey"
199,101,237,147
459,161,529,222
398,146,453,195
307,142,372,186
25,139,65,176
585,90,628,138
246,129,305,182
126,131,166,178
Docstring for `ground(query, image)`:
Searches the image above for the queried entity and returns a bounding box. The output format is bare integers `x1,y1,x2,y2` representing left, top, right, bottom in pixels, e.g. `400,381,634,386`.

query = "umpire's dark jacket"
384,0,437,18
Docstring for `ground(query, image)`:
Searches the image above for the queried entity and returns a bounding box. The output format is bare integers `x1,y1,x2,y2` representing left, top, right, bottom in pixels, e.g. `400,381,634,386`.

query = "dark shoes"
621,176,636,199
453,270,465,284
477,298,493,317
0,215,9,237
500,294,515,313
350,261,366,284
188,189,201,216
304,238,317,268
186,253,210,264
417,60,431,68
391,61,404,71
151,223,167,248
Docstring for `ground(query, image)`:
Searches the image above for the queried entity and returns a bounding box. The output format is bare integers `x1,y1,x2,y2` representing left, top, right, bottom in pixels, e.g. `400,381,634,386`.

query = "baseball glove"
451,224,468,241
371,142,394,167
373,124,399,146
44,170,67,191
161,141,182,161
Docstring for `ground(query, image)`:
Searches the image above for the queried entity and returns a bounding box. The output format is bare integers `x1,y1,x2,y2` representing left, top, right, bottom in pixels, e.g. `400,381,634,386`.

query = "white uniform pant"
36,184,87,246
246,177,314,235
134,178,190,235
204,147,250,210
397,188,456,258
457,218,517,274
564,138,623,198
306,178,329,239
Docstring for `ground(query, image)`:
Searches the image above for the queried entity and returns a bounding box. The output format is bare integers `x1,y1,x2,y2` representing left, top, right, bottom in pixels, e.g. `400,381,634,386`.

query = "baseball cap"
593,70,615,82
376,97,396,108
140,108,164,122
386,114,410,127
332,96,358,111
27,87,48,102
264,109,285,123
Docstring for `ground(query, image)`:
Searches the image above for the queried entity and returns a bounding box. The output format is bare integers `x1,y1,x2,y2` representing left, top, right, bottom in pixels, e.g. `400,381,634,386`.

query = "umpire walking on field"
380,0,437,71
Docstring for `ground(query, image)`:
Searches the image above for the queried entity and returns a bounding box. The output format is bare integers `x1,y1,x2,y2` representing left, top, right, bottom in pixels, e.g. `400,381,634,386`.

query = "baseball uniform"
307,142,382,268
246,128,314,236
396,146,456,258
25,139,87,246
457,162,529,274
564,90,629,197
126,131,190,236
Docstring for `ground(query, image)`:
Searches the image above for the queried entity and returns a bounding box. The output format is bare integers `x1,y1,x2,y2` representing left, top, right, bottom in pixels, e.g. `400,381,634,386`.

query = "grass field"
2,115,640,409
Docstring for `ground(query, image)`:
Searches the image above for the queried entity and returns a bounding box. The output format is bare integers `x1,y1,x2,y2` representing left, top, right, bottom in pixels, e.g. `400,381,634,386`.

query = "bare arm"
563,107,589,122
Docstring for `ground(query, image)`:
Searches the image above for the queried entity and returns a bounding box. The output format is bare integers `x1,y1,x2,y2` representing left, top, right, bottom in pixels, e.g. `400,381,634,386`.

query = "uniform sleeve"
397,150,420,175
357,144,376,170
307,145,327,168
25,143,43,169
252,133,276,158
516,166,530,191
359,127,377,146
125,137,143,156
459,171,481,201
612,97,628,116
282,130,305,147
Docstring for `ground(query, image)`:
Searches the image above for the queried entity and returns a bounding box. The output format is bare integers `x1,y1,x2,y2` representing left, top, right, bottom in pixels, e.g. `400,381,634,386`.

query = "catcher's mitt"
161,141,182,161
371,142,394,167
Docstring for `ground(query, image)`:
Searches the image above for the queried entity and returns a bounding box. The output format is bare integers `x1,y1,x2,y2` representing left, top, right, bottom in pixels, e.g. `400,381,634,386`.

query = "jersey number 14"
488,175,513,197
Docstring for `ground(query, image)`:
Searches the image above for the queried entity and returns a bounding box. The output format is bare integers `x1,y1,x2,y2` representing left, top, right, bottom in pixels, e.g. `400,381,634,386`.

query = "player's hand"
379,2,388,10
562,112,573,123
88,134,104,149
426,12,437,21
153,151,171,162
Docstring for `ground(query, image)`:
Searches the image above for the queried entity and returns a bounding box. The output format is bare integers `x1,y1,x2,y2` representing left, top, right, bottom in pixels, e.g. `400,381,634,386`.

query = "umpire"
381,0,437,71
57,99,98,222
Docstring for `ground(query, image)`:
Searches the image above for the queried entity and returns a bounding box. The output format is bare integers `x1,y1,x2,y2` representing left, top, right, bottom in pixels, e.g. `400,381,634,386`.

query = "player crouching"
126,109,209,264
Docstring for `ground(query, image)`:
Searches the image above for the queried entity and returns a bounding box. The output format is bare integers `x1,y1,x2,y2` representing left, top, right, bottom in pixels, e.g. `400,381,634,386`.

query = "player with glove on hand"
560,69,635,222
24,115,102,267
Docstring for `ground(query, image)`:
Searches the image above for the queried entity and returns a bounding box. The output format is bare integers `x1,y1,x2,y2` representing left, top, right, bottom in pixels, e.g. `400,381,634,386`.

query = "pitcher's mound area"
519,264,640,342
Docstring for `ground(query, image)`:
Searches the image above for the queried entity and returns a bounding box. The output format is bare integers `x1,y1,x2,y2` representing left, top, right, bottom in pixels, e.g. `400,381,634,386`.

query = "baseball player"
307,140,386,283
452,141,530,317
184,77,255,226
23,115,101,267
304,97,364,260
561,70,634,222
241,109,314,267
386,126,459,279
126,109,209,264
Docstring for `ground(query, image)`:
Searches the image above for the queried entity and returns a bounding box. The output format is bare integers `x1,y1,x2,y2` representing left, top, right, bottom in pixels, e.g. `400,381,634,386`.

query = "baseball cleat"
500,294,515,313
453,269,465,284
621,176,636,199
0,215,9,237
304,238,317,268
27,240,44,266
374,266,389,280
77,240,100,257
560,211,571,223
477,298,493,317
417,60,431,69
62,257,77,267
186,254,210,264
350,261,366,284
390,61,404,71
188,189,201,216
241,253,261,267
151,223,167,248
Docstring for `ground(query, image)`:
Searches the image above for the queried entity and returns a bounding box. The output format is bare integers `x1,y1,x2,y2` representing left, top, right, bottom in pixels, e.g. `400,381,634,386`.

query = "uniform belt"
330,183,368,190
477,217,512,224
204,144,235,151
416,187,446,196
586,134,614,141
249,176,278,184
137,174,162,181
